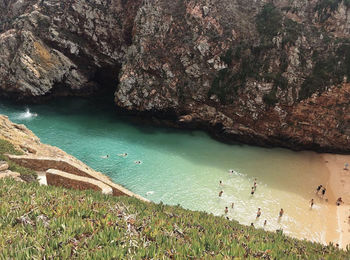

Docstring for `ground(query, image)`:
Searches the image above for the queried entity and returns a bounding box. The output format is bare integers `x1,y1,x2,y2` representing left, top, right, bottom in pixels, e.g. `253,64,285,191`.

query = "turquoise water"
0,97,338,244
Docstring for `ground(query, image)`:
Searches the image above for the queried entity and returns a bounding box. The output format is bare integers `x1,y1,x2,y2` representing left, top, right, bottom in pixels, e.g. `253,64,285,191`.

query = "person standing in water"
231,202,234,208
316,185,322,194
279,208,284,218
219,191,223,197
219,180,223,186
256,208,261,218
310,199,314,208
251,187,255,195
225,207,228,214
264,220,267,226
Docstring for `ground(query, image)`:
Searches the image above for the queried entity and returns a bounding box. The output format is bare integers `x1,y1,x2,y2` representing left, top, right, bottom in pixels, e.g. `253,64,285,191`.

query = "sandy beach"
322,154,350,249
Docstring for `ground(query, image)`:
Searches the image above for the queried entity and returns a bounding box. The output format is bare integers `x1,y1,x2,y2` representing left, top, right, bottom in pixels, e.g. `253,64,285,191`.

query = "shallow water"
0,97,338,244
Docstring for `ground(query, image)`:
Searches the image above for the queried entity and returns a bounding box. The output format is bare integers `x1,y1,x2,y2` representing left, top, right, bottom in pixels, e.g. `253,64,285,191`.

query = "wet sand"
322,154,350,248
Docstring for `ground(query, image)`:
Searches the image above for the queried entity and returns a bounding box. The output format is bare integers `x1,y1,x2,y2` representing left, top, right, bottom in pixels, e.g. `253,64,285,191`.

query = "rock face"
1,0,350,152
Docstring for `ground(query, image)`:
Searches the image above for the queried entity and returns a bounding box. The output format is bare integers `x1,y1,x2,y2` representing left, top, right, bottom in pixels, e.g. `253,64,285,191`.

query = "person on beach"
251,187,255,195
310,199,314,208
219,190,223,197
321,187,326,197
231,202,234,208
256,208,261,218
264,219,267,226
344,163,349,170
279,208,284,218
336,197,344,206
225,207,228,214
316,185,322,194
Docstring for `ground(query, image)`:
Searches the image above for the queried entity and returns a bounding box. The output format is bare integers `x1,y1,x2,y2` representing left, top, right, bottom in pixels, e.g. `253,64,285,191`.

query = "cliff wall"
1,0,350,151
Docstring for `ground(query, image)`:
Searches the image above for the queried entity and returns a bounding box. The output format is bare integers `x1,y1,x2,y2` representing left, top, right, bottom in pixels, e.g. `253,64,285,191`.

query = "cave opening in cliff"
92,64,121,99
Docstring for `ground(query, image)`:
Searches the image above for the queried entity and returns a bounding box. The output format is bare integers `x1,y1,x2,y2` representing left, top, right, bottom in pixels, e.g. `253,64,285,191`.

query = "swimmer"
279,208,284,218
219,190,223,197
228,169,234,174
118,153,128,157
256,208,261,218
316,185,322,194
310,199,314,208
100,155,109,159
146,191,154,196
264,220,267,226
225,207,228,214
231,202,234,208
219,180,223,186
134,160,142,164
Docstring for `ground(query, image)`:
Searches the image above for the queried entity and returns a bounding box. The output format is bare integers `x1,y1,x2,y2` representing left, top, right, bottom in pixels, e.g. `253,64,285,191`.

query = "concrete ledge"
6,154,149,202
6,155,100,179
46,169,113,195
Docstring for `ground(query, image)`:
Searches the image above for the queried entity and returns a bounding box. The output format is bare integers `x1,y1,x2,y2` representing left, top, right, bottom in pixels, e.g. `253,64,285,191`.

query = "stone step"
46,169,113,195
0,161,9,171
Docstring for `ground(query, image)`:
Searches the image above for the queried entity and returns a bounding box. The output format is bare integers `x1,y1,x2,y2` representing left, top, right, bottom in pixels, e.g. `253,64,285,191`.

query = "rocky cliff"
1,0,350,152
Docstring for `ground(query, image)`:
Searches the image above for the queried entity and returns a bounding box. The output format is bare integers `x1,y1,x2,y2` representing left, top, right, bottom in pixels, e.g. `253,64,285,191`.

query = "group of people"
100,153,143,165
313,184,345,207
219,178,284,228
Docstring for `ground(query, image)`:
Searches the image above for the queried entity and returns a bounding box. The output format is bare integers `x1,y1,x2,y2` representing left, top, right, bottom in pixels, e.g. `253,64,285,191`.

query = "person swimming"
118,153,128,157
228,169,234,174
219,180,223,186
146,191,154,196
134,160,142,164
100,155,109,159
219,190,223,197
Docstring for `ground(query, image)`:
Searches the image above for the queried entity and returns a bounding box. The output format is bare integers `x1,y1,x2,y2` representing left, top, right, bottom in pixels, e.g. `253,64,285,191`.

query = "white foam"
15,108,38,120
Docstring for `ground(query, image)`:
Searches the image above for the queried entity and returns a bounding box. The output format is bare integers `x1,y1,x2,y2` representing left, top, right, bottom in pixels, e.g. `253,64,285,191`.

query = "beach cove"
0,97,348,248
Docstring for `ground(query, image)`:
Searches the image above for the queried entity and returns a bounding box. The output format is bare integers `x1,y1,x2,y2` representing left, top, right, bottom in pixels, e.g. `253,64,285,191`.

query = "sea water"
0,97,338,244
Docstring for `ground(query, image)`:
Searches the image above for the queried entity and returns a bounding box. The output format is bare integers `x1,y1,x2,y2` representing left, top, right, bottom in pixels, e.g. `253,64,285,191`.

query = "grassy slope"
0,179,349,259
0,139,37,182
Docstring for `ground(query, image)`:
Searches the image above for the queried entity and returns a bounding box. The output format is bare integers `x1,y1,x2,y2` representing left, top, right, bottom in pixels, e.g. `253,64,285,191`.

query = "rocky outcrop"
1,0,350,152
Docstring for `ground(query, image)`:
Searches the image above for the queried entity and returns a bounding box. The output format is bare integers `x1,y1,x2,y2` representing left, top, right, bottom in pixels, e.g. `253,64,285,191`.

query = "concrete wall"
6,154,149,202
46,169,113,195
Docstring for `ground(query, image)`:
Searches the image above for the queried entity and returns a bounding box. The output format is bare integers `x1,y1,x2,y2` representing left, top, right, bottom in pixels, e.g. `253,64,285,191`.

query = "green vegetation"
0,138,37,182
299,40,350,100
256,3,282,42
0,178,349,259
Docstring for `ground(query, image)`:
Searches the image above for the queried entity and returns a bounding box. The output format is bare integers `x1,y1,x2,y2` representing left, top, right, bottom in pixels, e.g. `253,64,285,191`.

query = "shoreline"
322,153,350,248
